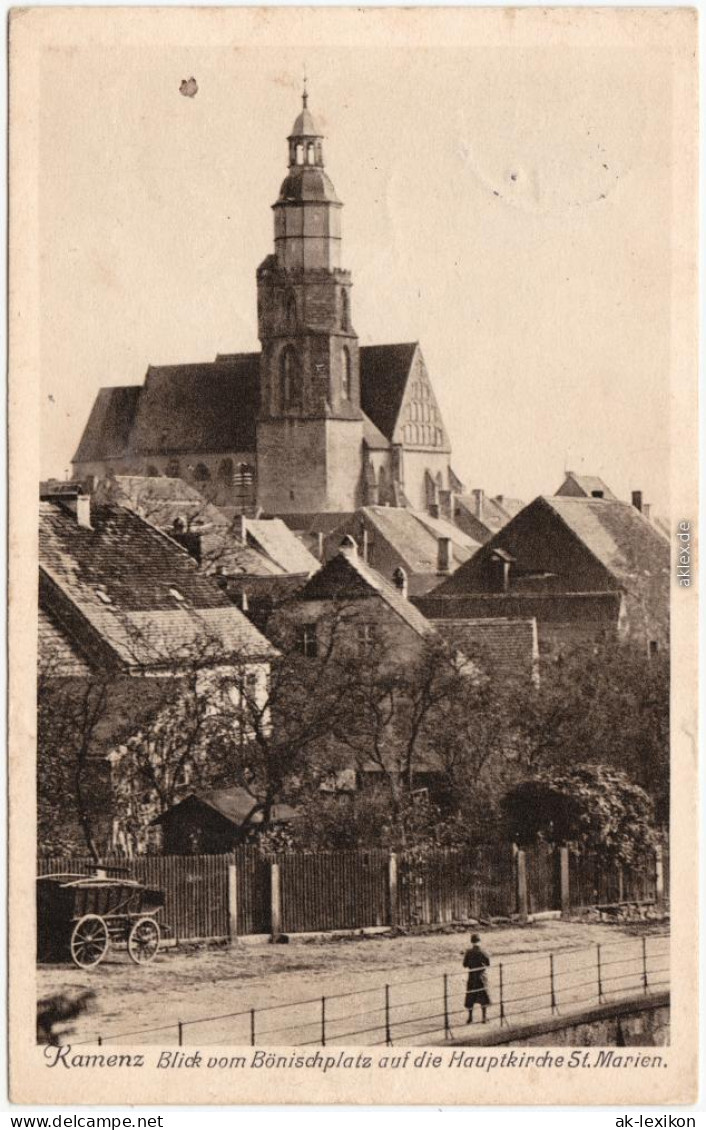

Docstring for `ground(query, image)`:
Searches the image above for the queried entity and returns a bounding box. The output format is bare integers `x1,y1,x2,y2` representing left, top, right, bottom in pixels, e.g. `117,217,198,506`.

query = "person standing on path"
463,933,491,1024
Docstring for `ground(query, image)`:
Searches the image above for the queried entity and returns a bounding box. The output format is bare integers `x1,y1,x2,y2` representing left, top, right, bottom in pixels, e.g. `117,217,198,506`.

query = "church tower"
256,88,363,514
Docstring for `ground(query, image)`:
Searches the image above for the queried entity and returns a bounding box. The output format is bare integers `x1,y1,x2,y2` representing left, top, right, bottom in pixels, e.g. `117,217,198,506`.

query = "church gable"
392,347,451,453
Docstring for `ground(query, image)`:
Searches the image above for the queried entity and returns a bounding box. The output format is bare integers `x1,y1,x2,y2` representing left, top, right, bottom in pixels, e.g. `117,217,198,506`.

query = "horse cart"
37,874,166,969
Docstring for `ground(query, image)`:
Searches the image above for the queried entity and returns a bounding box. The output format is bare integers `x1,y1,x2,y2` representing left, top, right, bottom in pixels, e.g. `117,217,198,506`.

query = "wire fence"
77,933,669,1048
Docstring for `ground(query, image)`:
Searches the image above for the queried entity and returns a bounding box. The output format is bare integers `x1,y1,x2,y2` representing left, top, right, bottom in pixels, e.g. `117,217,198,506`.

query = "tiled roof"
73,355,260,464
330,507,475,575
38,608,93,676
362,413,390,450
455,493,513,535
492,496,525,519
73,387,142,462
246,518,320,576
431,495,669,636
432,618,538,682
298,549,435,639
154,788,297,828
99,477,281,577
39,499,277,670
73,343,417,467
98,475,229,530
556,472,617,500
359,343,418,440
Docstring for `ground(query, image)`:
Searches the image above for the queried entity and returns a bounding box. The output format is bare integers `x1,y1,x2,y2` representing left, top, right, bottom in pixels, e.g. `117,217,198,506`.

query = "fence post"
654,846,665,913
516,850,528,923
227,861,238,945
596,944,604,1003
250,1008,256,1047
388,853,398,928
385,984,392,1045
270,860,282,939
549,953,558,1014
178,1020,183,1047
559,846,570,917
642,936,649,994
499,962,506,1026
443,973,451,1039
321,997,327,1046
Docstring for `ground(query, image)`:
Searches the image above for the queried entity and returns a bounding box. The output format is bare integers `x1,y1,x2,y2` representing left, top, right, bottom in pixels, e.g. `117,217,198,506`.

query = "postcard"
9,5,698,1106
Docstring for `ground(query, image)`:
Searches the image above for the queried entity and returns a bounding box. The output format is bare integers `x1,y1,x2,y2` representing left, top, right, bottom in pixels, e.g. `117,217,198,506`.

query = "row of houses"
38,468,669,854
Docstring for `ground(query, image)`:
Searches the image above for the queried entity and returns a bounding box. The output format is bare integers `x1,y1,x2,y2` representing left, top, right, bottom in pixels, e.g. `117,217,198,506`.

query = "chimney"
316,531,325,561
340,534,358,558
429,502,440,519
76,494,92,529
241,590,249,613
239,512,248,543
392,566,408,598
437,536,452,575
642,503,651,520
472,488,484,519
631,490,643,513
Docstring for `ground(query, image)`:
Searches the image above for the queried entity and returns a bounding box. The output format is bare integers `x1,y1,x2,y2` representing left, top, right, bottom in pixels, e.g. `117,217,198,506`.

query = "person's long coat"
463,945,491,1008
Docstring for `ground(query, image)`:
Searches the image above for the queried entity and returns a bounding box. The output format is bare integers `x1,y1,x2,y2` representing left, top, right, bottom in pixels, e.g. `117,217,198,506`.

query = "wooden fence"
38,842,666,944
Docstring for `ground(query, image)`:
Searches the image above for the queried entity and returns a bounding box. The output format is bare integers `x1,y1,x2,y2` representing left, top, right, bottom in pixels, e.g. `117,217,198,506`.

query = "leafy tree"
508,640,669,821
501,764,657,867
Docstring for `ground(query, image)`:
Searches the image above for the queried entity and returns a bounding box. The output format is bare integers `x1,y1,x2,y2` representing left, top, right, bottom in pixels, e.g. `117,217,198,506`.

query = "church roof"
278,168,340,205
359,343,418,441
289,107,323,138
73,345,418,466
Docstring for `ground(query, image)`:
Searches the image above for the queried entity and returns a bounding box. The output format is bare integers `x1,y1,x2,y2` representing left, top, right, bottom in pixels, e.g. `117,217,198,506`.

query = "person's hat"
471,933,481,943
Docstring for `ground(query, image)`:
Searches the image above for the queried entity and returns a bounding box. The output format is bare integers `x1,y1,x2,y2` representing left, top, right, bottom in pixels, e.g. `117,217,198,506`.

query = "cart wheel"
70,914,109,969
128,917,161,964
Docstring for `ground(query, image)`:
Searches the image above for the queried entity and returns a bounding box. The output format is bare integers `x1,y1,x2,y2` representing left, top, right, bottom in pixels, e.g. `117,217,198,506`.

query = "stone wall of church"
324,420,364,511
402,450,452,511
73,451,257,509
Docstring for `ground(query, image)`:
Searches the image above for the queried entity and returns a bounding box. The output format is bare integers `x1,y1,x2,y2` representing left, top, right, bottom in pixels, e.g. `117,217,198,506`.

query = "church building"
73,91,462,517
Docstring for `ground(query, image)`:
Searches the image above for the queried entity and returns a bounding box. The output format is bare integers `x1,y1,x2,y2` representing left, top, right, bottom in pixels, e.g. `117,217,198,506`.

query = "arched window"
218,458,234,486
342,347,352,400
193,463,211,482
166,459,181,478
341,289,350,331
146,464,160,478
285,291,297,328
295,143,304,165
280,346,303,412
307,142,315,164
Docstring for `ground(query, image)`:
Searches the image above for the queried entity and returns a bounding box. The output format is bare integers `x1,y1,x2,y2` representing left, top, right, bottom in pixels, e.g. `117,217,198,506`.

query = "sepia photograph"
9,5,698,1107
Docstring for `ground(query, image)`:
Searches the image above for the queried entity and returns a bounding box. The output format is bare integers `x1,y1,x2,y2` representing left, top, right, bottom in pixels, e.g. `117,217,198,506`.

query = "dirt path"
38,920,669,1046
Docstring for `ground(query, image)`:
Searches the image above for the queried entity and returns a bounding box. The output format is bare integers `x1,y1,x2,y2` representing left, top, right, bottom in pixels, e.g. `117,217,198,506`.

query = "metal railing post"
385,984,392,1045
443,973,451,1039
250,1008,256,1046
596,944,604,1003
499,962,507,1026
321,996,326,1046
178,1020,183,1047
550,952,558,1015
642,936,649,994
97,1034,102,1046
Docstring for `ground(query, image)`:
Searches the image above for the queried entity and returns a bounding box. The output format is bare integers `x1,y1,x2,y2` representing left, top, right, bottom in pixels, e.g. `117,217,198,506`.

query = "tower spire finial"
302,71,308,109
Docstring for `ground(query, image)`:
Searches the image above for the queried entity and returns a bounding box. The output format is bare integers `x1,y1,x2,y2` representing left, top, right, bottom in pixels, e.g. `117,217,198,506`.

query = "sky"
39,28,674,514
